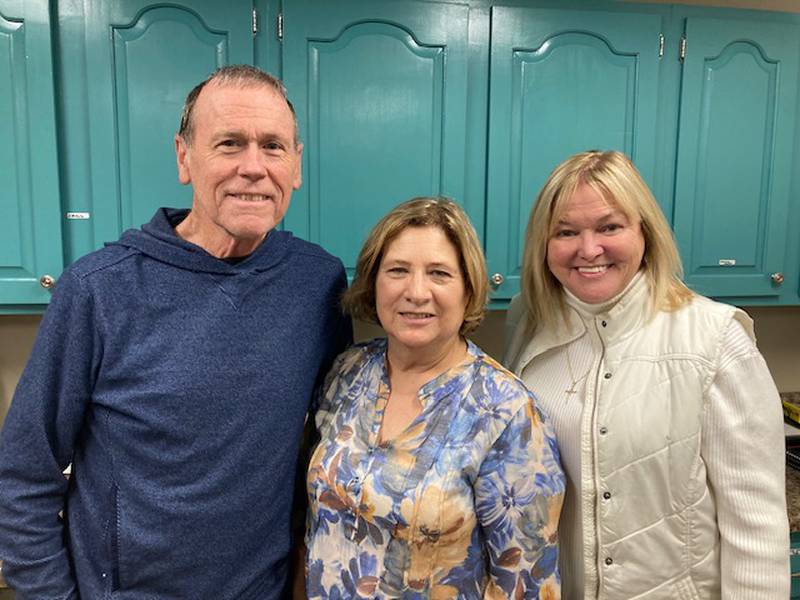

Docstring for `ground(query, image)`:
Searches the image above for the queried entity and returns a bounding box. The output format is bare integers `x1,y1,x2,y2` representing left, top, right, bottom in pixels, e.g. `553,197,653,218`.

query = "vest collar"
513,272,651,373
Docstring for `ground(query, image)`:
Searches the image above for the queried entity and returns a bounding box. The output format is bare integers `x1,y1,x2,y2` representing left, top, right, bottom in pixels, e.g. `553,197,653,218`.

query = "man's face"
175,82,302,256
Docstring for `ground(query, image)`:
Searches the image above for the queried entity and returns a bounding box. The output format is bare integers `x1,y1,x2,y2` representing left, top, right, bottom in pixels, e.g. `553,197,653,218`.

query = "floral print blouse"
306,339,565,599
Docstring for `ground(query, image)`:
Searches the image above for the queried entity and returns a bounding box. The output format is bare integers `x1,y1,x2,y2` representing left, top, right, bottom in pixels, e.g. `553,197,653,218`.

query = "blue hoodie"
0,208,352,599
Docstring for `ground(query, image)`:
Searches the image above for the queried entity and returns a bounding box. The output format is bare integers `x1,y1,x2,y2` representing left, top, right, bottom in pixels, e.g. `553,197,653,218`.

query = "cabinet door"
59,0,254,259
281,0,469,277
485,6,665,300
673,17,799,300
0,0,63,306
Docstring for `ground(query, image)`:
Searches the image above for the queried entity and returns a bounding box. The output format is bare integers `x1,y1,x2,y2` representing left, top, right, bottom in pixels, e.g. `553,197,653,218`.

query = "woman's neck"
386,336,468,394
565,270,644,317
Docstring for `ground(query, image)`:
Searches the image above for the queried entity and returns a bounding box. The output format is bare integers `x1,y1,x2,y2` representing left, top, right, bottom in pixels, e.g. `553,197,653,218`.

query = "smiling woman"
504,150,790,599
304,197,566,598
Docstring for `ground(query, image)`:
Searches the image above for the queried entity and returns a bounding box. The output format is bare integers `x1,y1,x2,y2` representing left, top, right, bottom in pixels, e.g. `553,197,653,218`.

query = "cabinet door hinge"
658,33,665,59
679,34,687,62
277,12,284,41
252,8,258,36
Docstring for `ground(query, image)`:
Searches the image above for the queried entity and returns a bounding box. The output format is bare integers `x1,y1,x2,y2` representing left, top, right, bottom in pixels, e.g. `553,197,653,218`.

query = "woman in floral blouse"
304,197,565,599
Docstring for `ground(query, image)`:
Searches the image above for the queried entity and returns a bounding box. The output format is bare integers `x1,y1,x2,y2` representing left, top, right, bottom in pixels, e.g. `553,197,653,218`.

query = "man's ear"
293,143,303,190
175,134,191,185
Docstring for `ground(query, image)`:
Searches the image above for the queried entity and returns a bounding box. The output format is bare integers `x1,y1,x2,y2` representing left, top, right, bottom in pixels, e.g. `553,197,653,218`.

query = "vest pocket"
672,575,700,600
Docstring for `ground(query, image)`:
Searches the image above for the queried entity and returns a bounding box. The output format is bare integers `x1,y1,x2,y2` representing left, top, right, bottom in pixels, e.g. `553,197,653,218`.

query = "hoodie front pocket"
102,484,121,595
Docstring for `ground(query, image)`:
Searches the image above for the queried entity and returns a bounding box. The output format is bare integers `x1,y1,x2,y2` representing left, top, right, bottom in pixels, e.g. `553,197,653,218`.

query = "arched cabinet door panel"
59,0,254,260
673,17,800,300
281,0,470,279
485,5,665,301
0,0,63,306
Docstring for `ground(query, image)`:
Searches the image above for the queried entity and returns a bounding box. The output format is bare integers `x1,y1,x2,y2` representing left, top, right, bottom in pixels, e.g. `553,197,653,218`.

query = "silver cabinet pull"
490,273,504,287
39,275,56,289
770,272,784,286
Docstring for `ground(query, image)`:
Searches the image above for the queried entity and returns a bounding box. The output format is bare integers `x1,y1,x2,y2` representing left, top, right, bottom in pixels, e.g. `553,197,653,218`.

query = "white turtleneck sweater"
504,272,789,599
513,274,642,597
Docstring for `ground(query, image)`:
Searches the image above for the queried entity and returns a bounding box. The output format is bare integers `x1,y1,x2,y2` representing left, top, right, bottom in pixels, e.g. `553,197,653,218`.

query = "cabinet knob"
770,272,784,286
490,273,504,287
39,275,56,290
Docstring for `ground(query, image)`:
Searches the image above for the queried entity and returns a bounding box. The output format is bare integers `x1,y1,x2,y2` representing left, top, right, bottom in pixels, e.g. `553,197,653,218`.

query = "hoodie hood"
109,208,291,275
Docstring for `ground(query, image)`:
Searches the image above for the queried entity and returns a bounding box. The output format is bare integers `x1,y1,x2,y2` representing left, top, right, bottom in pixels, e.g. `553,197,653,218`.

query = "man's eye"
264,141,284,151
218,140,239,148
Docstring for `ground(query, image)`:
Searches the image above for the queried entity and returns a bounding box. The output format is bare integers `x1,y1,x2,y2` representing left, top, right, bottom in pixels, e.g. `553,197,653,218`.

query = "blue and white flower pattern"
306,339,565,599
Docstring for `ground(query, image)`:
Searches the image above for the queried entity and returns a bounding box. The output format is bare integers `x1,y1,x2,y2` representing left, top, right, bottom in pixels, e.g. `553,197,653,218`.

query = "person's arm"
474,398,566,599
702,316,789,598
0,270,99,599
290,265,352,600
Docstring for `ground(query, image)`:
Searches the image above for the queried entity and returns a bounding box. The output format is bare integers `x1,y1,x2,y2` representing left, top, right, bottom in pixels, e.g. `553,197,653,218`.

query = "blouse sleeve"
474,397,566,599
702,317,789,598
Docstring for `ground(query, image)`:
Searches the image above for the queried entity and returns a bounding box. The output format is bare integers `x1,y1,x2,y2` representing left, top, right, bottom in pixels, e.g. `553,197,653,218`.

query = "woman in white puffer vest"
504,150,789,599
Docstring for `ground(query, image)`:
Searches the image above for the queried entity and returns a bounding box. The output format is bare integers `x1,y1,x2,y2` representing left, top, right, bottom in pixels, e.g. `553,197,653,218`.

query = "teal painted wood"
485,5,666,301
673,16,800,300
281,0,471,278
0,0,63,305
58,1,254,262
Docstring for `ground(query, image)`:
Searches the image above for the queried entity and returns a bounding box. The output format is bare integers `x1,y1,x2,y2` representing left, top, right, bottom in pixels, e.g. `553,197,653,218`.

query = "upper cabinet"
0,0,63,308
57,0,255,262
485,4,668,301
2,1,800,310
281,0,472,278
672,15,800,302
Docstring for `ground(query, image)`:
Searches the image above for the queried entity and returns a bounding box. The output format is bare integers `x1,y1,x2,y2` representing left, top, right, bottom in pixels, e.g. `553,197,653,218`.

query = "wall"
2,305,799,424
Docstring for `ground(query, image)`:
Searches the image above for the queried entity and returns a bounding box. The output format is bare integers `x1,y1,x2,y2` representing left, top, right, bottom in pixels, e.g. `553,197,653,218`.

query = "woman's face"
376,226,467,355
547,182,645,304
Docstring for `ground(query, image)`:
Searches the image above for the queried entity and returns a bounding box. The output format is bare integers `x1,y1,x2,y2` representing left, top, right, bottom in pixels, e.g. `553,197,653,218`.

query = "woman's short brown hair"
342,197,487,335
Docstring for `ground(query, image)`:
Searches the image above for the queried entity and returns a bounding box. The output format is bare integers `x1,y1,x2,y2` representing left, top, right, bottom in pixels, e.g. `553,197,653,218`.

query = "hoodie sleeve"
325,262,353,377
0,269,101,599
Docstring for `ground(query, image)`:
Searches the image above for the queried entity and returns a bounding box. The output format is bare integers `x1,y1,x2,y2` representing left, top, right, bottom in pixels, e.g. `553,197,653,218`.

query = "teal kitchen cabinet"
56,0,256,264
672,14,800,303
0,0,63,309
281,0,474,278
484,4,670,301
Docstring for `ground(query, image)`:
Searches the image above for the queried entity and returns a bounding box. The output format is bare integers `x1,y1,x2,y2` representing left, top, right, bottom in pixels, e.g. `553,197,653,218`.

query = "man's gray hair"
178,65,299,146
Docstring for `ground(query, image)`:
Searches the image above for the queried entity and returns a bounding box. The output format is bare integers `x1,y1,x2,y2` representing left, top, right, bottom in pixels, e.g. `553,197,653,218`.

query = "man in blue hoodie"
0,65,351,599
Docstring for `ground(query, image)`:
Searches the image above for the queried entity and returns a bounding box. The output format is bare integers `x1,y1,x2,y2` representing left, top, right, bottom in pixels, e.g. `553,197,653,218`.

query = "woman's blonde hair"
521,150,693,332
342,197,487,335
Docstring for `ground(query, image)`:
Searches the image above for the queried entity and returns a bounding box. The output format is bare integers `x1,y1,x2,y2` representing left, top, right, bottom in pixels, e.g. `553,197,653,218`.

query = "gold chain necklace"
565,344,592,395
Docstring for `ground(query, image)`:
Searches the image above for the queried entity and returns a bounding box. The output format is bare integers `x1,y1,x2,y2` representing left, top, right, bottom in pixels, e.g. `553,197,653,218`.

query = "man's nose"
238,144,267,179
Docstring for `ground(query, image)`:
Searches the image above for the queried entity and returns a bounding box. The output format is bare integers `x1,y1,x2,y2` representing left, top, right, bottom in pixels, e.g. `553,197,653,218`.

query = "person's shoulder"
63,243,140,283
328,338,384,380
672,293,752,335
284,232,345,269
470,344,536,409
